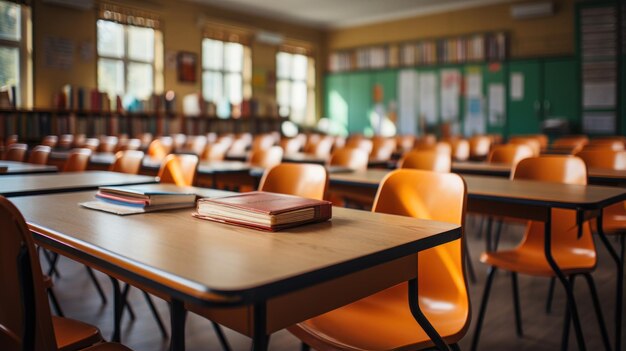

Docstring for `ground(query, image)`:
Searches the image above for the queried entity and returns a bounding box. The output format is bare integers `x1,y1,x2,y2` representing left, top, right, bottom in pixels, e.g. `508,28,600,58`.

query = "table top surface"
330,170,626,209
0,171,157,197
0,160,58,175
10,185,461,304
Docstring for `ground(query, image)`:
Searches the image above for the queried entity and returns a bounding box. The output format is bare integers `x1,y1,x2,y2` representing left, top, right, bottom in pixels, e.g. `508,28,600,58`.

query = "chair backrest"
508,137,541,156
5,143,28,162
115,138,141,152
82,138,100,152
576,149,626,170
63,148,92,172
488,144,534,166
259,163,328,200
0,196,57,351
304,136,334,159
147,137,173,160
252,134,276,152
512,156,595,260
228,138,250,155
450,139,470,161
583,138,625,151
280,137,304,154
413,141,452,156
110,150,145,174
398,150,451,172
136,132,153,149
413,134,437,148
329,147,369,171
345,138,373,155
552,135,588,152
97,136,118,153
170,133,187,152
468,135,492,159
248,146,283,169
511,134,548,149
157,154,199,186
395,135,415,153
370,137,396,160
202,142,230,161
58,134,74,149
41,135,58,148
186,135,208,156
372,169,468,337
27,145,51,165
5,135,18,146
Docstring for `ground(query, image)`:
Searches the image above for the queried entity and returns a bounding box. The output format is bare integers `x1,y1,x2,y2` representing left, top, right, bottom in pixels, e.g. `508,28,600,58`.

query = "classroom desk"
329,169,626,351
0,171,157,197
0,160,58,175
10,189,462,351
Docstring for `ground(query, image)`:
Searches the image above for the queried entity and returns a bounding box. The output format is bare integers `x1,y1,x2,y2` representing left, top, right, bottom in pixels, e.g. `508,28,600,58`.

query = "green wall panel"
507,60,542,136
544,58,580,128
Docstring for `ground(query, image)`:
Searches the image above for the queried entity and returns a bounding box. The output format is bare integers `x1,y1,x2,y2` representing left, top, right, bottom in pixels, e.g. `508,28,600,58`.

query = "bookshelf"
328,31,508,72
0,109,284,143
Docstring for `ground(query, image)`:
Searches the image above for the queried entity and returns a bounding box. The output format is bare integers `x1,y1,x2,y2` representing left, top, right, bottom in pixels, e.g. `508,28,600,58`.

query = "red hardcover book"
193,191,332,231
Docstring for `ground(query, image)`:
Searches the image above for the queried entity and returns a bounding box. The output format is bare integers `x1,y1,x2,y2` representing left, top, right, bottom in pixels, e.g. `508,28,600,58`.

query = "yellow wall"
326,0,575,60
32,0,325,117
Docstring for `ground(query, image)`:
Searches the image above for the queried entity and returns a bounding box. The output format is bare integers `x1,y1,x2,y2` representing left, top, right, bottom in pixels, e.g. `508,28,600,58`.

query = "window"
202,38,251,117
0,0,31,107
97,19,163,102
276,51,315,125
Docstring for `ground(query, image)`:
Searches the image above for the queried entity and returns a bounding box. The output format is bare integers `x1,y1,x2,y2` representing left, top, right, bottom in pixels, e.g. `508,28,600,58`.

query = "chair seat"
288,283,467,351
480,247,596,276
600,203,626,235
53,316,102,351
82,343,134,351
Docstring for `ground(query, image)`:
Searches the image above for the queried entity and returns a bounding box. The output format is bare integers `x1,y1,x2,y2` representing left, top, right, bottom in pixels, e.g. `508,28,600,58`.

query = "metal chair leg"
493,220,503,251
450,344,461,351
85,266,108,305
464,241,477,284
485,217,494,252
300,343,310,351
511,272,523,337
560,275,576,351
43,250,61,278
47,287,65,317
546,277,556,314
212,322,232,351
583,273,612,351
470,267,497,351
143,291,168,339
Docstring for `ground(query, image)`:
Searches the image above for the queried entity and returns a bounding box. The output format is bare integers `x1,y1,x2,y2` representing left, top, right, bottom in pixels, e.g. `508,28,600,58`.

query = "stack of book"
194,191,332,231
80,185,196,215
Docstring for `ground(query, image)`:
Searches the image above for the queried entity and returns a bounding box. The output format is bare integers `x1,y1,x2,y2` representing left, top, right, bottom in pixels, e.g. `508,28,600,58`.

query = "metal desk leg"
170,299,187,351
108,277,123,342
252,302,269,351
408,278,451,351
544,214,586,350
595,212,623,351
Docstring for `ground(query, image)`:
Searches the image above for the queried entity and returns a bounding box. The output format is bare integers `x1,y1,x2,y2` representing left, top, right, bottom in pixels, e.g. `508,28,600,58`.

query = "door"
347,72,371,134
543,58,580,127
507,61,542,135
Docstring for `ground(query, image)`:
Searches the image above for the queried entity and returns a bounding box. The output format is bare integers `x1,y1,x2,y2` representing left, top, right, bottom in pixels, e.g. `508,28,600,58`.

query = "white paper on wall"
466,73,482,98
418,72,438,124
397,69,419,135
583,82,616,108
510,73,524,100
440,69,461,122
488,83,505,126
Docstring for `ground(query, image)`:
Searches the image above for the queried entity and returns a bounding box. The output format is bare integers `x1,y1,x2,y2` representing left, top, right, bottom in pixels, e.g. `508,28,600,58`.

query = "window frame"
0,1,32,108
96,19,159,100
276,50,315,125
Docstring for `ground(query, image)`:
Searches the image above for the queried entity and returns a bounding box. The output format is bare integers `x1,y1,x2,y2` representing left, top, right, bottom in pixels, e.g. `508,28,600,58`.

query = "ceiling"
190,0,515,29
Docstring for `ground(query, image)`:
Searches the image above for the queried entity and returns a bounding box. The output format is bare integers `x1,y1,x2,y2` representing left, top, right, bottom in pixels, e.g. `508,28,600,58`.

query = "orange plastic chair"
115,138,141,152
288,169,468,350
202,142,230,161
157,154,199,186
399,150,451,172
508,137,541,156
109,150,145,174
468,135,492,160
83,138,100,152
471,156,610,350
345,137,373,155
170,133,187,152
280,137,304,154
228,138,250,155
259,163,328,200
443,138,470,161
582,138,625,151
185,135,208,156
413,141,452,156
58,134,74,149
4,143,27,162
147,137,173,160
136,132,153,149
304,136,334,159
552,135,588,153
329,147,369,171
488,144,534,165
5,134,18,146
63,148,92,172
248,146,283,169
42,135,59,148
28,145,52,165
511,134,548,149
0,196,133,351
413,134,437,148
396,135,416,153
576,149,626,171
251,134,276,152
370,137,396,161
98,136,118,153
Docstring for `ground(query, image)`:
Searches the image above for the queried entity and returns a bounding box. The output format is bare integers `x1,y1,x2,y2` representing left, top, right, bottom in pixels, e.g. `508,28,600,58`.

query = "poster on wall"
464,70,485,135
397,69,419,135
510,73,524,100
44,36,74,70
418,72,438,125
177,51,197,83
440,69,461,122
488,83,505,126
